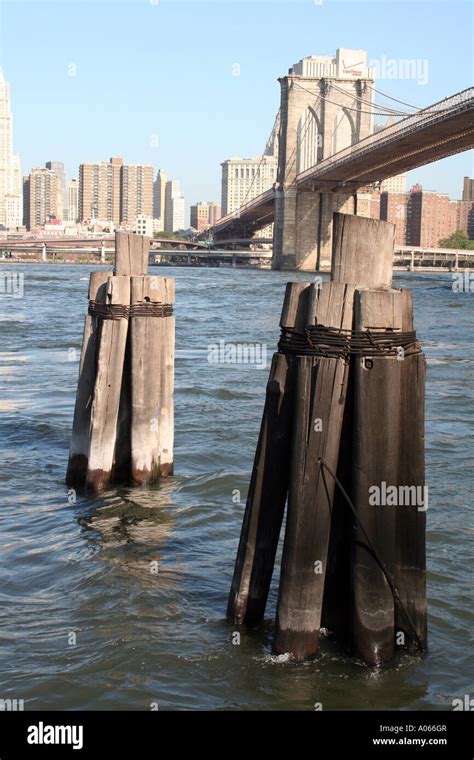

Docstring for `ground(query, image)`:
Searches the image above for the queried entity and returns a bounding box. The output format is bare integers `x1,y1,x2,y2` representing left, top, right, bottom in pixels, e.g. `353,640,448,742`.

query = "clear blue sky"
1,0,473,216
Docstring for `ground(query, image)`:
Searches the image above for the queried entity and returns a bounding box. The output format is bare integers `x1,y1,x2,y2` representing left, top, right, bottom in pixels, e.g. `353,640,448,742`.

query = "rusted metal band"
88,301,130,320
129,303,174,318
278,325,420,360
88,300,174,320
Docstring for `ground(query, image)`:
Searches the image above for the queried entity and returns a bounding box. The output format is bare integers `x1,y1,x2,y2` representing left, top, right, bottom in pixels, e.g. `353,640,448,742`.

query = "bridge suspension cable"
329,81,416,116
292,81,414,117
293,80,468,119
240,109,280,208
365,83,423,111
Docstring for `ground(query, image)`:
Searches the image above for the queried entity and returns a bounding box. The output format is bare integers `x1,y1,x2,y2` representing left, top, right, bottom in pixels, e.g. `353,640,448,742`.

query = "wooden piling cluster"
228,213,427,665
66,232,175,493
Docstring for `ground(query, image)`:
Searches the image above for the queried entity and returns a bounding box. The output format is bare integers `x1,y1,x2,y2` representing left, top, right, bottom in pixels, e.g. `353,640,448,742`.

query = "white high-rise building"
0,70,22,229
68,178,79,224
5,153,22,228
164,179,185,232
153,169,167,228
221,155,277,217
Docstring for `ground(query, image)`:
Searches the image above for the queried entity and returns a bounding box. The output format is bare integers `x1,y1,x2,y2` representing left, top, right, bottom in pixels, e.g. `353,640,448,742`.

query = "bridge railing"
296,87,474,185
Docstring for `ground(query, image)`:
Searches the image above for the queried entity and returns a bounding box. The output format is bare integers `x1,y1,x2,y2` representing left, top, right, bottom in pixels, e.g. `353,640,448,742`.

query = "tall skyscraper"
68,178,79,224
164,180,185,232
121,163,153,223
0,70,22,229
23,168,61,230
45,161,67,220
153,169,167,227
221,155,277,217
79,156,123,224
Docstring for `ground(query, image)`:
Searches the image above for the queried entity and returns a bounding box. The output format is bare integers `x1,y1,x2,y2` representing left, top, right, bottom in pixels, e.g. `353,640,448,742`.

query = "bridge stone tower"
273,49,375,270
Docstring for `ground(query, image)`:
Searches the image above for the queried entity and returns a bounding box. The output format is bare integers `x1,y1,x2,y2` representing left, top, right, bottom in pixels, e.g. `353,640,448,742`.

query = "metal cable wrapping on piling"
278,324,420,360
88,300,174,320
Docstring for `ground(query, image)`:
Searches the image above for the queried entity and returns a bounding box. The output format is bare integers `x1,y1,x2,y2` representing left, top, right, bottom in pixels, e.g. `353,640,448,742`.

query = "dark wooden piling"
273,282,353,659
395,290,427,651
66,270,112,487
227,282,311,625
351,289,403,665
273,213,396,661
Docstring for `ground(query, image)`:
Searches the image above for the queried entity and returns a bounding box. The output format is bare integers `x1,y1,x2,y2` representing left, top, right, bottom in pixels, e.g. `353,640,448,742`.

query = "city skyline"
1,1,472,213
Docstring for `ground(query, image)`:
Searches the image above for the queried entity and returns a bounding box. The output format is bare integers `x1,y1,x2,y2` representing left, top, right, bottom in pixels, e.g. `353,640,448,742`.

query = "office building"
164,180,185,232
221,155,277,216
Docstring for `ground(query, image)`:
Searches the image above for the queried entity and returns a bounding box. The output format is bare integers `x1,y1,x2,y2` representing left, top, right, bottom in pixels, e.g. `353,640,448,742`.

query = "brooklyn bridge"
210,49,474,271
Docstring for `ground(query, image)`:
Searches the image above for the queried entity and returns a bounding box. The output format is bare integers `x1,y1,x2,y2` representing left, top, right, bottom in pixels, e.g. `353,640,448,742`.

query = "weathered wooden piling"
273,282,353,659
229,211,427,666
273,215,396,660
67,231,175,492
351,287,426,663
157,277,175,477
115,232,149,277
85,275,131,493
130,276,175,484
351,289,403,665
227,282,310,625
395,290,427,651
66,270,112,487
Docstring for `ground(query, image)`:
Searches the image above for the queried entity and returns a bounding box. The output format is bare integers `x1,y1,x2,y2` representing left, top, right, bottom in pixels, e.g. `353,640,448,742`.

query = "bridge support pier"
273,189,355,272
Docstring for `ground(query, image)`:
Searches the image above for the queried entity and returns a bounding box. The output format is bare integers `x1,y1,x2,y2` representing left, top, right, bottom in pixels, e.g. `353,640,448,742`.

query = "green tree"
439,229,474,249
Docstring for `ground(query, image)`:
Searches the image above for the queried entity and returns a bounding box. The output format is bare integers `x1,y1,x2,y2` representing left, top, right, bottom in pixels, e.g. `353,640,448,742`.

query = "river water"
0,264,472,710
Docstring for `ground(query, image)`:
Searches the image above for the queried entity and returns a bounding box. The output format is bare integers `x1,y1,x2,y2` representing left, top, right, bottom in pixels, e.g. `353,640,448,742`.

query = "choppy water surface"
0,264,472,710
